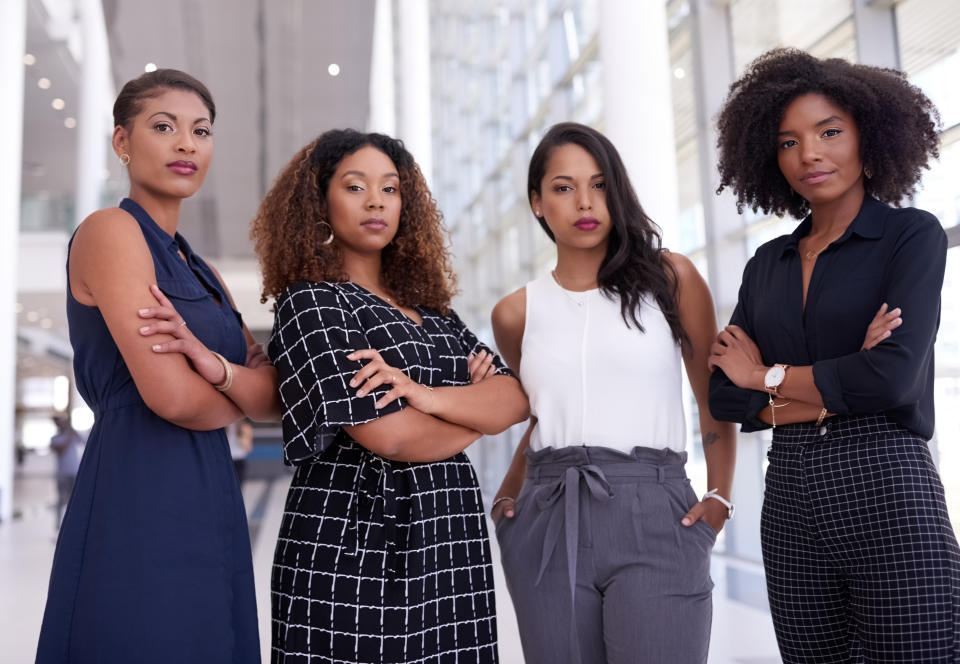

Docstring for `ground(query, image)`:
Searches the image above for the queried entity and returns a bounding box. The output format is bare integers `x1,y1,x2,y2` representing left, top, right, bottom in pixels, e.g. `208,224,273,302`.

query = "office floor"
1,453,781,663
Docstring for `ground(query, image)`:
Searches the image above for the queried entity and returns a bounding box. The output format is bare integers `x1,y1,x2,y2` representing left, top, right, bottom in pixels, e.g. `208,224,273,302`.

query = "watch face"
765,365,786,389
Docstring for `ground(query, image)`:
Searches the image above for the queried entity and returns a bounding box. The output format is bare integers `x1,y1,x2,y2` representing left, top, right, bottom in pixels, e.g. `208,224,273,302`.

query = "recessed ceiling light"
64,117,77,128
674,67,686,79
37,77,51,89
328,63,341,77
144,62,157,72
51,98,65,110
26,311,40,322
23,54,36,66
41,318,53,329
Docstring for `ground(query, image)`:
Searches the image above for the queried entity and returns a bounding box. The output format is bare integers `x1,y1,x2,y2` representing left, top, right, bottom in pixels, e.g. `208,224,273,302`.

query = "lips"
166,160,197,175
361,217,387,230
574,217,600,231
801,171,832,185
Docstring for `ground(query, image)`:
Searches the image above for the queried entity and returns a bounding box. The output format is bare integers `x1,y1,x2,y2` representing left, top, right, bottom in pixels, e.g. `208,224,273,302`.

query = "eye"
554,185,573,193
779,138,797,150
823,128,842,138
592,181,606,191
347,184,365,192
194,126,212,137
154,122,174,133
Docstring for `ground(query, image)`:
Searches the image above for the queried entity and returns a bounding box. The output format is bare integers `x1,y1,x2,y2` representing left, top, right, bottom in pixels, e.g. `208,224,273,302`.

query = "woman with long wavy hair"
251,129,529,663
489,122,736,663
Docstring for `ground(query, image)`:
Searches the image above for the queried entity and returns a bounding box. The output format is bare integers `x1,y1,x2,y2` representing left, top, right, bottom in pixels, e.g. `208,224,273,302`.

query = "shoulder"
491,287,526,338
275,281,355,316
661,250,697,281
882,204,946,246
72,207,144,253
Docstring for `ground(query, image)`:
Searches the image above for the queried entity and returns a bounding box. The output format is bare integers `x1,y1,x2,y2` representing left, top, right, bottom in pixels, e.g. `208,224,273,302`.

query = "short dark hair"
527,122,688,349
112,69,216,128
716,48,941,219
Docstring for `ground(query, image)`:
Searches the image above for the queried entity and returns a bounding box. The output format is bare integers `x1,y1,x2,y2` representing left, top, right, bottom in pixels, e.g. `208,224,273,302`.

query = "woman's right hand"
491,496,516,525
467,349,496,383
862,303,902,350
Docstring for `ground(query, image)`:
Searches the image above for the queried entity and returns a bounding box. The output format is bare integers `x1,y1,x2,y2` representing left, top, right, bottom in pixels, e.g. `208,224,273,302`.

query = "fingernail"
139,326,149,334
357,390,366,397
152,345,161,351
682,518,691,526
138,309,149,315
349,379,357,387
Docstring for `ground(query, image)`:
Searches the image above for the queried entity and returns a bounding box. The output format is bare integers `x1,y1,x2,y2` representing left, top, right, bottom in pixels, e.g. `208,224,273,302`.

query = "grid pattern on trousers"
761,413,960,663
268,281,510,663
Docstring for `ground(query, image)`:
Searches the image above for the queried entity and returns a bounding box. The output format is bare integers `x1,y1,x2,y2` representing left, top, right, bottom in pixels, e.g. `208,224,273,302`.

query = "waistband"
772,412,915,445
525,444,688,482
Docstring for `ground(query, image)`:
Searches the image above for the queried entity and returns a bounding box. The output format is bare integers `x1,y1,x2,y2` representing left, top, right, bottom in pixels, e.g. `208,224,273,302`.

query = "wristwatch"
702,489,735,520
764,363,789,396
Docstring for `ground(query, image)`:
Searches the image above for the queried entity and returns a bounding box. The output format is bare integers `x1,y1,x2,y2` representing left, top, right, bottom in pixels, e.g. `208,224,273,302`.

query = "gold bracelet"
210,351,234,392
816,408,828,427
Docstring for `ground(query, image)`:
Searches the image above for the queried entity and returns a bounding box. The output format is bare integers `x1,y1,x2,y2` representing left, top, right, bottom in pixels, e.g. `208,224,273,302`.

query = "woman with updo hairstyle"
251,129,528,663
37,69,278,662
708,48,959,661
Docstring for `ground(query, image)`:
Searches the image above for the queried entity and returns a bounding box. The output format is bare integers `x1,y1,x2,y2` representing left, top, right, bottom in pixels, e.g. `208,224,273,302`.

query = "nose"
176,132,197,154
577,189,592,211
799,139,821,164
367,189,384,209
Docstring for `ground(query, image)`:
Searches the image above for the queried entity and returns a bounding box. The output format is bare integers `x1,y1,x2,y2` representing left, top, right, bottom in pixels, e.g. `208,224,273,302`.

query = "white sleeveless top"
520,273,687,453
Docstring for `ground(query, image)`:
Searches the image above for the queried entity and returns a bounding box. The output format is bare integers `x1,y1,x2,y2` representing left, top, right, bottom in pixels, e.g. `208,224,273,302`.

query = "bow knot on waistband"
344,453,402,576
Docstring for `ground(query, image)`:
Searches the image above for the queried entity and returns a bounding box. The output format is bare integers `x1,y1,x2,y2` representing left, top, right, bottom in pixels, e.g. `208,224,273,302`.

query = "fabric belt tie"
344,453,401,576
533,463,614,664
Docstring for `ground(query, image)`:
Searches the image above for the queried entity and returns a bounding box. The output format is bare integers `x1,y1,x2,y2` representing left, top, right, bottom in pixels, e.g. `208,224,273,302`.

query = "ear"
112,125,128,159
530,190,542,217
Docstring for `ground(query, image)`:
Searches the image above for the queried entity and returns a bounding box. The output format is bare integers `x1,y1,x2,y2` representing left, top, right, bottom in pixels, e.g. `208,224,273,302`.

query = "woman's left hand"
707,324,766,390
348,349,436,413
681,497,727,534
139,284,226,385
467,349,496,383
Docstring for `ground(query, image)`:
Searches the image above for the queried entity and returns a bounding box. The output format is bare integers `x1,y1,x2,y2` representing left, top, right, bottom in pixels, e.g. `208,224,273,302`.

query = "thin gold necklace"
803,236,834,260
353,280,394,303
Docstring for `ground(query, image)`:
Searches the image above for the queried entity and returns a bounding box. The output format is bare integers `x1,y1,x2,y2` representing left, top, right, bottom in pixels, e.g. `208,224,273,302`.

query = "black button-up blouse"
708,196,948,440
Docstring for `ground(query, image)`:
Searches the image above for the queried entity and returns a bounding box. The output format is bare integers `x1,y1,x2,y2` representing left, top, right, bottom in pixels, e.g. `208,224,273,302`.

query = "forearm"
159,386,244,430
222,364,282,422
429,375,529,434
345,408,483,463
700,418,736,498
756,397,830,426
495,419,534,500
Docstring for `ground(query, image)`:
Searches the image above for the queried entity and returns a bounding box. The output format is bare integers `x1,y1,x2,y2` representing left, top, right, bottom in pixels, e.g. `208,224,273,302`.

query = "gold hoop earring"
863,167,873,180
319,219,335,246
119,153,130,166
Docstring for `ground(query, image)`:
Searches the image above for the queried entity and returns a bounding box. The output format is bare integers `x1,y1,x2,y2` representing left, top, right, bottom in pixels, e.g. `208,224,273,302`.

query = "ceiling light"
144,62,157,72
26,311,40,322
15,302,23,313
64,117,77,128
51,98,65,110
328,63,341,77
37,77,51,89
23,54,36,66
673,67,686,79
41,318,53,329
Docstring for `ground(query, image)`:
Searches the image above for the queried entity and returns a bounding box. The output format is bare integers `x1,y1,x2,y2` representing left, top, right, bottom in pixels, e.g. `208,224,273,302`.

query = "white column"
0,0,27,523
396,0,432,185
368,0,396,136
74,0,111,225
599,0,678,242
853,0,900,69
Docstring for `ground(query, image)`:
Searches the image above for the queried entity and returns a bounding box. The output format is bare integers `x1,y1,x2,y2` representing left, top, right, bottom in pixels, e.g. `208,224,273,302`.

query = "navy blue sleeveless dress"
36,198,259,663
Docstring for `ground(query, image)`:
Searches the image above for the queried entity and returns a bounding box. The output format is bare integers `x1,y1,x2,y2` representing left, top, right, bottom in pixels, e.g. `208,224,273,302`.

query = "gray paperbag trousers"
496,445,714,664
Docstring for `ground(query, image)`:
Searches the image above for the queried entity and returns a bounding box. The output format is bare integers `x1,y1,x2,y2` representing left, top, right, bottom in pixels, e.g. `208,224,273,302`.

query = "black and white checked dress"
268,281,510,664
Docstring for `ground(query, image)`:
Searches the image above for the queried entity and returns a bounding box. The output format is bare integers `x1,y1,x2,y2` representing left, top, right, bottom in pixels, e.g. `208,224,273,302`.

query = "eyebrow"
550,173,604,182
778,115,845,136
147,111,211,124
340,170,400,179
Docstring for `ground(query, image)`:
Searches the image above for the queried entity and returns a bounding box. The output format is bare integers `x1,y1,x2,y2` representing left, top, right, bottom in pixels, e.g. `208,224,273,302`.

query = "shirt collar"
780,195,885,258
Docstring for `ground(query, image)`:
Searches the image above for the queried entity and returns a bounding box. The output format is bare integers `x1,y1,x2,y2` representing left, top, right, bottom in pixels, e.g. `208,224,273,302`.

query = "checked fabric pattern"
268,281,512,664
761,413,960,663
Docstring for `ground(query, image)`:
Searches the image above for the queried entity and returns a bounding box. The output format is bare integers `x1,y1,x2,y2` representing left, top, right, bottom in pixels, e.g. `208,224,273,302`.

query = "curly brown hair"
251,129,458,312
716,48,941,219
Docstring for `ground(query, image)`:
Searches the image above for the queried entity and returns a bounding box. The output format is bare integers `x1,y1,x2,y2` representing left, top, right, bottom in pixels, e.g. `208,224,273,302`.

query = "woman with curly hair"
490,122,737,663
251,129,528,663
708,48,958,661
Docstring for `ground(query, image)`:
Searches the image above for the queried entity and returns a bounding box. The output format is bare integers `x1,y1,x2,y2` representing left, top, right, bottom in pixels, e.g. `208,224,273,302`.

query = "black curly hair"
716,48,941,219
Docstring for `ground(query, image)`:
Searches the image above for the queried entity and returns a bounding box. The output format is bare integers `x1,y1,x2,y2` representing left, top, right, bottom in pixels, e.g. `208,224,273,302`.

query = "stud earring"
119,153,130,166
863,167,873,179
319,219,335,246
535,209,541,217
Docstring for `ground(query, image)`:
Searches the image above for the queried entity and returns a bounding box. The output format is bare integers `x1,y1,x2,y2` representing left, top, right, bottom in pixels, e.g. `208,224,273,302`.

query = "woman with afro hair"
251,129,528,663
708,48,959,661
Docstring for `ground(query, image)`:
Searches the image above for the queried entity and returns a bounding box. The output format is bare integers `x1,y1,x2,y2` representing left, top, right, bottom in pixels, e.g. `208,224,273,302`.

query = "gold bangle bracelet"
815,407,828,427
211,351,234,392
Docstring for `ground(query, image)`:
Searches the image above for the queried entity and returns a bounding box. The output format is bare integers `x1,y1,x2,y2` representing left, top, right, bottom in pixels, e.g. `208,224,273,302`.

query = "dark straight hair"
112,69,216,128
527,122,689,349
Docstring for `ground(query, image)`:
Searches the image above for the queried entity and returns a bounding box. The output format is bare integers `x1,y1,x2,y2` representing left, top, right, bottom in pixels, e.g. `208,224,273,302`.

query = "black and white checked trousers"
761,413,960,663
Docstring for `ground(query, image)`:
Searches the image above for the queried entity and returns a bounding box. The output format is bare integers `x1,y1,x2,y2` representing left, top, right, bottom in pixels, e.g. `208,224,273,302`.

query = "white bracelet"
702,488,735,520
491,496,515,512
